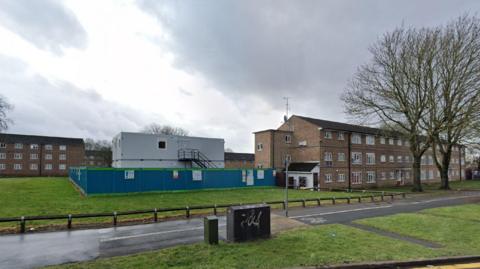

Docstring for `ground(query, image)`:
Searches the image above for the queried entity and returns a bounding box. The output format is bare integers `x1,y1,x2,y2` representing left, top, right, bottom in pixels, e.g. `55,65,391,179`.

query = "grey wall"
112,132,225,168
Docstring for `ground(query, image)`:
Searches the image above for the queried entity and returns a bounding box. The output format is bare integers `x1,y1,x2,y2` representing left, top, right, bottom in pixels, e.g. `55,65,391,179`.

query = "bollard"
381,194,384,201
204,216,219,245
113,212,117,226
20,216,25,233
358,197,362,203
370,195,374,202
186,206,190,218
68,214,72,229
316,198,321,206
347,197,351,204
282,201,286,210
154,208,158,222
213,204,217,215
302,199,306,208
402,193,406,198
391,194,394,201
332,197,336,205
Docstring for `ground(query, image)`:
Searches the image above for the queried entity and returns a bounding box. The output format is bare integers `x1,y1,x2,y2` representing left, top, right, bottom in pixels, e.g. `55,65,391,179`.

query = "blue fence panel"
69,167,276,195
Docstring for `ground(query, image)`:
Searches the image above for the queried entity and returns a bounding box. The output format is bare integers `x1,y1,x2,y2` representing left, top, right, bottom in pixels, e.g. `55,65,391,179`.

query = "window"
429,170,434,179
298,140,307,146
351,172,362,184
389,155,394,162
324,131,332,139
397,156,402,163
389,138,394,145
14,164,22,170
256,143,263,151
406,171,410,179
325,174,332,183
0,163,5,170
59,154,66,160
351,133,361,144
0,153,5,159
338,174,345,182
15,143,23,149
405,141,410,147
285,135,292,144
390,171,395,179
338,152,345,161
367,171,376,183
405,156,410,163
421,156,426,165
337,132,344,140
30,144,39,150
257,164,263,169
437,170,441,177
59,145,67,151
0,143,6,148
428,155,433,165
366,135,375,145
352,152,362,164
381,172,386,180
397,139,402,146
380,137,386,144
366,153,375,164
421,170,426,180
324,152,333,167
45,154,52,160
45,144,53,150
30,154,38,160
380,154,386,163
158,141,166,149
30,164,38,170
14,153,22,160
59,164,66,170
45,164,53,170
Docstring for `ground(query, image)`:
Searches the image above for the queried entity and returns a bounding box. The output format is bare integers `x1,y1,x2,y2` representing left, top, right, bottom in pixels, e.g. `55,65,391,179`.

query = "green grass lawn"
373,179,480,193
0,177,373,230
46,203,480,269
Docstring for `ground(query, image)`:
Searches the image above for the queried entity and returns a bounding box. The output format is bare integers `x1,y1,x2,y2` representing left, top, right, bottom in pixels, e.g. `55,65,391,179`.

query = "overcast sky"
1,0,479,152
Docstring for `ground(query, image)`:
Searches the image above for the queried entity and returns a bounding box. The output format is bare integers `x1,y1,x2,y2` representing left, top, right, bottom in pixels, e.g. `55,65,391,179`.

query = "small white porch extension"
286,162,320,189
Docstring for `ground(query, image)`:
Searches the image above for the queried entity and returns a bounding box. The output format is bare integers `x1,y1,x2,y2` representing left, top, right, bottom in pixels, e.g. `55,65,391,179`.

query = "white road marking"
101,224,226,242
289,205,393,219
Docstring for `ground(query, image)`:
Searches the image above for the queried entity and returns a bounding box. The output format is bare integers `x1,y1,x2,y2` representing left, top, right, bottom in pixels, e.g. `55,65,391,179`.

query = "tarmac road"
1,191,479,269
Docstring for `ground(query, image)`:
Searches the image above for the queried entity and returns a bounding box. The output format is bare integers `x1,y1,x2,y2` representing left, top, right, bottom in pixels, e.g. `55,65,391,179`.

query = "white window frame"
366,171,376,183
30,163,38,170
390,171,395,180
45,144,53,150
324,131,332,139
338,173,345,182
397,156,402,163
0,143,6,148
389,138,394,145
352,152,362,164
397,139,402,146
15,143,23,149
256,143,263,151
380,154,386,163
338,152,345,161
351,133,362,144
45,154,52,160
59,164,67,170
14,153,22,160
59,145,67,151
285,135,292,144
14,163,22,170
45,164,53,170
389,155,394,163
405,156,410,163
0,153,5,159
0,163,5,170
337,132,344,140
366,135,375,145
366,153,375,164
30,144,39,150
325,173,332,183
380,137,386,144
351,172,362,184
30,153,38,160
381,172,386,180
59,154,66,160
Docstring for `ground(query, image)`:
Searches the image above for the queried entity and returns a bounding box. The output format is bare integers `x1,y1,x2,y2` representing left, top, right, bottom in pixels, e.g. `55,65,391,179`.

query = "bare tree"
141,123,189,136
425,16,480,189
0,95,13,132
85,138,113,167
342,26,440,192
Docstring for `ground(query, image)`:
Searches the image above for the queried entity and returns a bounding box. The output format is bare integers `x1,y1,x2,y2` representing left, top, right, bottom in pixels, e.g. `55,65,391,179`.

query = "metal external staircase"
178,148,218,168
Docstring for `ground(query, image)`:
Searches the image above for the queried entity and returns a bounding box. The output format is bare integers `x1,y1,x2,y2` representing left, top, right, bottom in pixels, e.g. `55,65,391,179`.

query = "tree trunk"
439,150,451,190
412,156,423,192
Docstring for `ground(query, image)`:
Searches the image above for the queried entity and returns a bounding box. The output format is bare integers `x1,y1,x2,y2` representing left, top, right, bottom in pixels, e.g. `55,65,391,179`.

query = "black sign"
226,204,271,242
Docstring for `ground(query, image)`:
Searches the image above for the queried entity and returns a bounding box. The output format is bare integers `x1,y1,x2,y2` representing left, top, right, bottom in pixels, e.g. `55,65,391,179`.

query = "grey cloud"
0,54,157,140
0,0,87,55
138,0,480,120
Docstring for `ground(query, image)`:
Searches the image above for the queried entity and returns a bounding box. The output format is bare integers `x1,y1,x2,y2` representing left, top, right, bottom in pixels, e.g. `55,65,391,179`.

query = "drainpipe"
348,132,352,192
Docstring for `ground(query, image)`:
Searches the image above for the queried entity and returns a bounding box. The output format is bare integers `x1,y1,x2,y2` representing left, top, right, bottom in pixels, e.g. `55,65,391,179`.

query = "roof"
296,115,383,135
224,152,254,161
253,129,293,134
287,162,319,172
0,133,84,145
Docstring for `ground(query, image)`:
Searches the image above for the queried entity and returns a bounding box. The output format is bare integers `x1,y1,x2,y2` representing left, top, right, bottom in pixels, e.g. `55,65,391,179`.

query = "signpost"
226,204,271,242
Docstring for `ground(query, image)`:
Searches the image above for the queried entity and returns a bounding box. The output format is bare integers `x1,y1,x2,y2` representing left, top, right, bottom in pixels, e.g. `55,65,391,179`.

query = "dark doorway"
313,173,319,190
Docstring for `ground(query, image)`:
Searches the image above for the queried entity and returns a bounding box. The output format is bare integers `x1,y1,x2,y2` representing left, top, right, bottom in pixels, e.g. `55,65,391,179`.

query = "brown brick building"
85,150,112,167
0,133,85,177
224,152,255,169
254,115,465,189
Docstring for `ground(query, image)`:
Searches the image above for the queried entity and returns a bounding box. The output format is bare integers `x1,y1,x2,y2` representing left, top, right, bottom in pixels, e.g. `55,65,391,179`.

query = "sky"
1,0,479,152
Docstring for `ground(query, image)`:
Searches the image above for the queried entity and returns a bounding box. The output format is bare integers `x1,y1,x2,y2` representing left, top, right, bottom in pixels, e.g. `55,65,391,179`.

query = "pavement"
1,191,479,269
